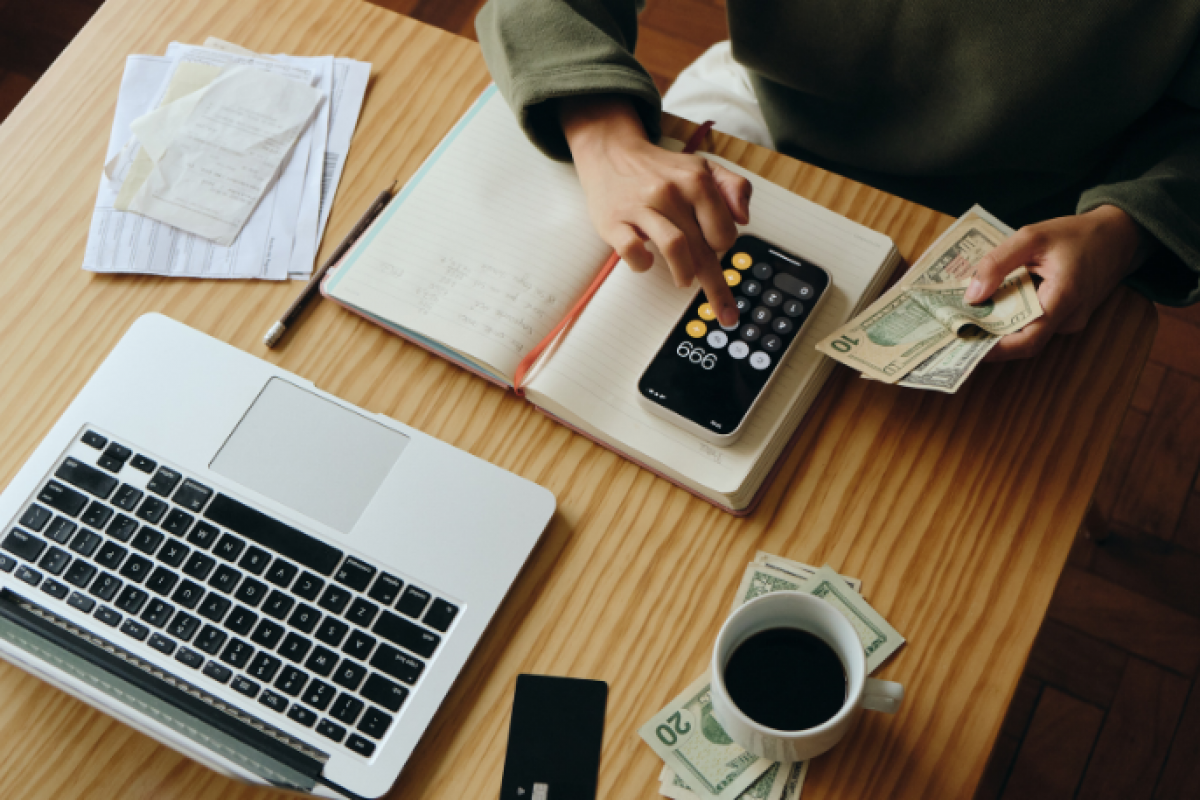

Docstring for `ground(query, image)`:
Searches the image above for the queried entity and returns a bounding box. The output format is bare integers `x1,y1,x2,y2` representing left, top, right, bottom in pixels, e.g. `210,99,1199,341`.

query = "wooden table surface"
0,0,1158,798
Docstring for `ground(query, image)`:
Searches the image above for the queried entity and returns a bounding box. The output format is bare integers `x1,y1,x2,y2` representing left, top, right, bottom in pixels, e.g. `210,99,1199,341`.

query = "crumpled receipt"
124,65,321,245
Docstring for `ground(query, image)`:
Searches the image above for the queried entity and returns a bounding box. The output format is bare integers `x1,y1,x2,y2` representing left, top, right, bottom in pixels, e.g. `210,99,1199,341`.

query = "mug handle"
861,678,905,713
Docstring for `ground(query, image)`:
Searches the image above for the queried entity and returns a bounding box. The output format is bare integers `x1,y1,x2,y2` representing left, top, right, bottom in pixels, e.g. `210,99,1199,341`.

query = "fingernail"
965,279,984,303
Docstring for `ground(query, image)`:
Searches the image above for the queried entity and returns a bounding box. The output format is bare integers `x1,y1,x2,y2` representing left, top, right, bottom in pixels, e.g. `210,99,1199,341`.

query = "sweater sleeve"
475,0,661,161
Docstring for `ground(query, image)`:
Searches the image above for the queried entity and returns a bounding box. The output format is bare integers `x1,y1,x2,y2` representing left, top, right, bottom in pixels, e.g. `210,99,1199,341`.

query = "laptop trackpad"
210,378,409,534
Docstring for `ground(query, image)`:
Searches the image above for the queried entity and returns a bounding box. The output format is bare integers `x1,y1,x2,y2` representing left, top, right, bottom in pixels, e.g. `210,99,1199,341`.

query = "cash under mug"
710,591,905,763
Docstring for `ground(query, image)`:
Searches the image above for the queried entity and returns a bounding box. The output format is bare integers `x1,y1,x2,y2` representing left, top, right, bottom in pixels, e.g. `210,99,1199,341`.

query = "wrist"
1085,204,1151,278
559,95,648,165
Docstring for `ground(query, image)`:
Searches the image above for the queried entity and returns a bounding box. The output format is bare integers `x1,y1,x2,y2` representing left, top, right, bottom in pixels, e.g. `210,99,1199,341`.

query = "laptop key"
94,606,121,627
119,553,153,583
343,630,376,662
97,453,124,472
195,625,228,655
81,501,113,530
239,546,270,575
157,540,189,568
316,719,346,743
231,676,259,698
141,598,174,628
175,648,203,669
15,565,41,587
334,557,375,592
161,508,193,537
374,610,440,658
251,619,285,649
46,517,77,544
120,619,149,641
104,442,132,463
367,573,403,606
19,504,50,532
187,521,220,549
395,586,432,618
148,633,175,655
214,533,245,562
220,638,254,669
173,479,213,513
38,481,89,517
38,546,70,576
0,554,14,573
287,705,317,727
147,467,182,497
136,497,168,525
289,603,321,634
265,560,299,588
130,454,156,473
293,572,324,601
301,679,335,712
370,644,424,685
318,585,350,615
305,645,338,677
67,592,95,613
233,577,267,607
259,690,288,714
183,552,215,581
113,485,142,512
202,661,232,684
345,598,379,628
115,586,148,615
82,430,108,449
316,618,349,647
357,706,393,740
4,528,46,562
345,734,375,758
131,527,164,555
262,590,294,620
330,693,365,725
361,673,409,713
145,566,179,596
64,560,97,588
167,611,200,641
171,579,204,609
95,541,127,570
89,572,121,601
106,514,138,542
279,632,312,663
225,606,258,635
209,564,242,594
204,493,343,577
67,529,101,557
248,652,282,683
54,459,117,500
275,666,309,697
40,578,69,600
332,659,367,691
198,593,231,622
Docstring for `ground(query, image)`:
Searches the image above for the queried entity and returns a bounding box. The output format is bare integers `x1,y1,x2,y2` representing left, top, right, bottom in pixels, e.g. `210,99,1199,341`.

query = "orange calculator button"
686,320,707,338
698,303,717,321
731,252,753,270
724,269,742,286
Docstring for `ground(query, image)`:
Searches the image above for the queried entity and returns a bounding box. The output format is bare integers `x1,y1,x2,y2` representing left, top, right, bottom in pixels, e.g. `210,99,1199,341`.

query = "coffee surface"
724,627,847,731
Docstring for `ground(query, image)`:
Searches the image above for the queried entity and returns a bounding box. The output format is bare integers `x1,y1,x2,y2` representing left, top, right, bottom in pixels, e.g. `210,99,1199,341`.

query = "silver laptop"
0,313,554,799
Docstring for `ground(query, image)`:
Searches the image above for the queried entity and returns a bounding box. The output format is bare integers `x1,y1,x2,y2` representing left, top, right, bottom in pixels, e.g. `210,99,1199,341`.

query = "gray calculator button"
772,317,794,335
720,319,740,331
762,335,783,352
752,263,773,280
740,324,762,342
707,330,729,349
762,289,784,307
773,273,814,299
743,281,762,297
783,299,804,317
750,352,771,370
735,297,751,313
751,307,773,325
729,341,750,359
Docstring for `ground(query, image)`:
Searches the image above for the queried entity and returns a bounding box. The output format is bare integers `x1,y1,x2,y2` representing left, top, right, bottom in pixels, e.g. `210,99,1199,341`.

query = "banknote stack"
815,206,1044,393
639,554,905,800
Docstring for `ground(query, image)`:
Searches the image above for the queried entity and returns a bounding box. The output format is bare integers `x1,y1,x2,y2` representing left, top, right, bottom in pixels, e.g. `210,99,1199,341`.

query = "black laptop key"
198,593,231,622
374,610,440,658
120,619,149,641
54,459,117,500
64,560,97,588
46,517,77,544
113,484,142,512
182,552,215,580
95,540,126,570
147,467,182,497
287,705,318,728
330,693,364,725
265,560,299,589
239,546,270,575
0,554,14,573
332,660,367,692
136,496,167,525
119,553,153,583
97,452,124,472
301,679,335,712
157,540,189,567
361,674,409,713
67,528,101,557
15,564,41,587
145,566,179,596
345,734,375,758
316,719,346,743
357,706,393,740
167,611,200,641
345,598,379,628
141,598,174,628
226,606,258,635
175,648,203,669
130,454,156,473
106,514,138,542
231,676,259,698
3,528,46,562
67,591,95,613
173,479,213,513
367,573,403,606
20,504,50,532
293,572,324,601
161,508,193,537
233,577,267,607
289,603,321,634
82,430,107,449
104,442,132,462
316,617,349,647
187,521,220,549
248,652,282,682
262,590,294,620
213,533,245,563
40,578,69,600
209,564,242,594
171,579,204,609
94,606,121,627
131,527,164,555
259,690,288,714
370,644,425,685
334,557,375,592
115,585,148,615
38,546,70,576
279,632,312,663
195,625,228,655
342,630,376,662
275,666,308,697
81,501,113,530
148,633,175,655
251,618,285,649
318,585,350,615
305,646,338,677
202,661,232,684
89,572,121,601
205,494,343,576
220,638,254,669
38,481,88,517
395,585,432,618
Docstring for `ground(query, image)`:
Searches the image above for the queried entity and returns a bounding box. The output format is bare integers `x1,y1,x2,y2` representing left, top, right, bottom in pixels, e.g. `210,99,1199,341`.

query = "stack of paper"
85,38,370,280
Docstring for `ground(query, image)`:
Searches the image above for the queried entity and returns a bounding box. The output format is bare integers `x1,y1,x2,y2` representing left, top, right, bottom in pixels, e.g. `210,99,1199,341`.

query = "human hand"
965,205,1147,361
560,95,751,327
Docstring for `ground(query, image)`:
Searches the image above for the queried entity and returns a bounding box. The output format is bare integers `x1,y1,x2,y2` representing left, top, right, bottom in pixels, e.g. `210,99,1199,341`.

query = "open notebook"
324,86,900,513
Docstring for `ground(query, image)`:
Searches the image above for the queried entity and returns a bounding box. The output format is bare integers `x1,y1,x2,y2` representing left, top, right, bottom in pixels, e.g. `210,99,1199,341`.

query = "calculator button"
752,263,773,280
772,317,794,335
720,318,739,331
740,324,761,342
697,303,716,321
731,252,753,270
729,341,749,359
706,331,728,349
723,270,741,287
783,299,804,317
735,297,751,313
742,280,761,297
750,352,772,370
762,335,783,353
751,307,773,325
686,320,707,338
762,289,784,307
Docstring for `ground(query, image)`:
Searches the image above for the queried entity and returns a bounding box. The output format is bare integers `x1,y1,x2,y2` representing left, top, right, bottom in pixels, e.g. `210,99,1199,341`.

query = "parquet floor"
3,1,1199,797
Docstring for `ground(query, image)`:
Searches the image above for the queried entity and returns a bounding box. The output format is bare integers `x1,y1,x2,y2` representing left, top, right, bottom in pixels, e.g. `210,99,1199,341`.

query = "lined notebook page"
525,155,896,496
326,86,611,382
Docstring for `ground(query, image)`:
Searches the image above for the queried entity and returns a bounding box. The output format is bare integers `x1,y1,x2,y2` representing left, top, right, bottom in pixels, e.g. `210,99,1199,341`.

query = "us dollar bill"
752,552,862,593
639,673,772,800
660,762,787,800
804,565,905,674
897,327,1000,393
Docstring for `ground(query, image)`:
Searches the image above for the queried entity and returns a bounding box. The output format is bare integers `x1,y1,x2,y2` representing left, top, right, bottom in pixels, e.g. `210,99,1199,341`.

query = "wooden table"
0,1,1157,798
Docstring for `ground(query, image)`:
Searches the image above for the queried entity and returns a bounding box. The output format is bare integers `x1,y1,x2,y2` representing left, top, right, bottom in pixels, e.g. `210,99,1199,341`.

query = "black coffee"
723,627,847,731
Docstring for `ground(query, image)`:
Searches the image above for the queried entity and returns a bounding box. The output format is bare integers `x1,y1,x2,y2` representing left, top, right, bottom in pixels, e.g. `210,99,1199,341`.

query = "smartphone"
637,235,830,445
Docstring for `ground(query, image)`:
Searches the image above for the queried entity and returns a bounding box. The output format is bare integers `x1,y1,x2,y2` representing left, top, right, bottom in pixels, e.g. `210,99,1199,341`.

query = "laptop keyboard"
1,428,461,760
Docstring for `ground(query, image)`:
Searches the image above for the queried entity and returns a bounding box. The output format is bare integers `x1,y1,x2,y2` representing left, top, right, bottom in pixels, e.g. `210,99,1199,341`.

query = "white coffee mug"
710,591,905,763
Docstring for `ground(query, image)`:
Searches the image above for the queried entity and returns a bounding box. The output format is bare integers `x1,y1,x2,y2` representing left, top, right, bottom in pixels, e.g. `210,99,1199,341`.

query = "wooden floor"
2,1,1199,797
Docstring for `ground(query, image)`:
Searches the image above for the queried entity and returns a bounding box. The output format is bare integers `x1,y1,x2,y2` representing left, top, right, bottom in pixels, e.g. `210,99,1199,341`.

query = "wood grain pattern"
999,688,1104,800
0,1,1156,799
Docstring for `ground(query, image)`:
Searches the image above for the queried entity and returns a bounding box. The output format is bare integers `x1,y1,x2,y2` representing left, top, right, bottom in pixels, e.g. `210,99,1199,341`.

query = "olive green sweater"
476,0,1200,305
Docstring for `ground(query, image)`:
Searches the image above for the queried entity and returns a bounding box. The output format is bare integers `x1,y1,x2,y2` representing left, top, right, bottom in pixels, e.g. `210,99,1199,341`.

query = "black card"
499,674,608,800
